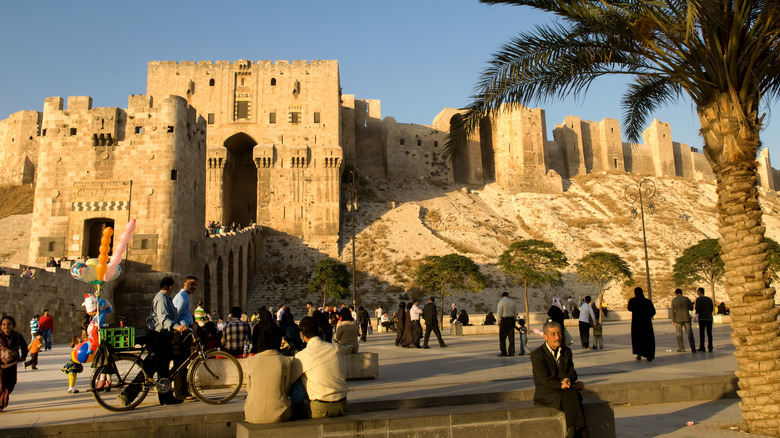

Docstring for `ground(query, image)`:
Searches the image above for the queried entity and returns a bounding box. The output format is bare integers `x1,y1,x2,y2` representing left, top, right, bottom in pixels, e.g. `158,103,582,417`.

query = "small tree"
498,240,568,327
574,252,634,323
672,239,724,303
415,253,487,326
309,258,351,308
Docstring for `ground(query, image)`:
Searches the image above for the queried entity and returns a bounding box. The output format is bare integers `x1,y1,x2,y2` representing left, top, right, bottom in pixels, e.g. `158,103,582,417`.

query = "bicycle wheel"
188,350,243,404
91,353,151,411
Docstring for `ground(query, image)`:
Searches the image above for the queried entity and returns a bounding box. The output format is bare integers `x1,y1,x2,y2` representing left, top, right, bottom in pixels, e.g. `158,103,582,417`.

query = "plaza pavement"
0,320,770,437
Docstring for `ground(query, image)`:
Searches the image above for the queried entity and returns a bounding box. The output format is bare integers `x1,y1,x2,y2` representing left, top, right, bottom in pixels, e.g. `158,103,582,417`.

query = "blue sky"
2,0,778,161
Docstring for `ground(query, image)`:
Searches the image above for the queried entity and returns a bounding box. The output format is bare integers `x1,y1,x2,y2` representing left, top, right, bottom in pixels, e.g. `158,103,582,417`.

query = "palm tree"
447,1,780,433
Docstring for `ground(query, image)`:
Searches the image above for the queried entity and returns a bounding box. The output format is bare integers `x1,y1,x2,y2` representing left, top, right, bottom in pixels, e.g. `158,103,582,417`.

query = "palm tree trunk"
717,160,780,434
700,93,780,434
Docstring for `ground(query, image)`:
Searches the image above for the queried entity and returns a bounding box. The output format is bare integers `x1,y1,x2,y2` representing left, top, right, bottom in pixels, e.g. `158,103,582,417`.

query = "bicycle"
90,327,243,411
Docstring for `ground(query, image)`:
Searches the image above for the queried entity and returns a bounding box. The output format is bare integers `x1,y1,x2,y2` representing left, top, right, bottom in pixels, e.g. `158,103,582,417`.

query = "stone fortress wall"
0,110,40,186
28,94,206,276
1,58,779,328
146,60,343,252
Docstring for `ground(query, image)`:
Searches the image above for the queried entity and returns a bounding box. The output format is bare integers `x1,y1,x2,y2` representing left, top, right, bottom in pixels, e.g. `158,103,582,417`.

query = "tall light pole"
625,178,656,302
347,169,358,308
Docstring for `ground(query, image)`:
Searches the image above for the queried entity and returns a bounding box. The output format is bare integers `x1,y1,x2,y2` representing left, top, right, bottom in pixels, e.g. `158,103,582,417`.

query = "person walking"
394,302,406,347
497,292,517,356
422,297,446,349
23,332,42,370
694,287,714,352
0,316,28,412
409,300,423,348
577,296,596,349
671,288,696,353
628,287,656,361
29,315,39,341
357,306,370,342
38,310,53,351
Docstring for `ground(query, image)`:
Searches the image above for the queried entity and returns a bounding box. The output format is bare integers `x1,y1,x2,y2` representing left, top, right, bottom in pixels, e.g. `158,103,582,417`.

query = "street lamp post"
347,170,358,308
625,178,656,302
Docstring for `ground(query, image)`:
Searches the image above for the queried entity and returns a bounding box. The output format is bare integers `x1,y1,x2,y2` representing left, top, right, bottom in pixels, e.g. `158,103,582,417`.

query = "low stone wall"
0,263,120,344
237,401,571,438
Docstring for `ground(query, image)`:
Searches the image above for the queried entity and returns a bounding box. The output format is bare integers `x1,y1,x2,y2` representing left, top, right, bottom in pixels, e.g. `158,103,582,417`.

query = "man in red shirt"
38,309,53,351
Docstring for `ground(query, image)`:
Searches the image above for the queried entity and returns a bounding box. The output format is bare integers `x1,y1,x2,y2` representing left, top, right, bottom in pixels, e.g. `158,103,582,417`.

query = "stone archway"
217,256,224,318
203,263,211,313
83,218,114,258
228,250,235,307
479,116,495,182
450,114,470,184
223,133,258,226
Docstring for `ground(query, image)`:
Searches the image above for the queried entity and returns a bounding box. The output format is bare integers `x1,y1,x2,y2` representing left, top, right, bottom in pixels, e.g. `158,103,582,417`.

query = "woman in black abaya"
627,287,656,361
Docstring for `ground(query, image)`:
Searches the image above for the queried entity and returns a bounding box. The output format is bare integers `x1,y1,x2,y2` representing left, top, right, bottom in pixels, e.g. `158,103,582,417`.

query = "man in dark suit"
530,321,589,438
694,287,714,352
422,297,447,348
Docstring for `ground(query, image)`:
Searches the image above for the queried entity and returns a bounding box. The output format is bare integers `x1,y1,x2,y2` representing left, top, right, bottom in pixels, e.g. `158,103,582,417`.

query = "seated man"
530,321,589,438
290,317,348,419
244,321,293,424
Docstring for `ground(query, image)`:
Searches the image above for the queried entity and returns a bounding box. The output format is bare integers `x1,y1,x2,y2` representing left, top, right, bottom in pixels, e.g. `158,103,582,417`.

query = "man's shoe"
440,344,447,348
635,355,642,360
423,346,430,349
676,349,686,352
497,353,508,357
697,348,705,352
692,349,697,353
708,348,713,352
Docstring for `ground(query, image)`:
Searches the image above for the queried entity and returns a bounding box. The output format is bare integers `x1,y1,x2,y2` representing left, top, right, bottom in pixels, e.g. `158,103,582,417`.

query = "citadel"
1,59,778,338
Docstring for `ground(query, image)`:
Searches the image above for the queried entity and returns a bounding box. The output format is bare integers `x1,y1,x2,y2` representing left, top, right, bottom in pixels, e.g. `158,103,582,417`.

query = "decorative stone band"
70,201,129,211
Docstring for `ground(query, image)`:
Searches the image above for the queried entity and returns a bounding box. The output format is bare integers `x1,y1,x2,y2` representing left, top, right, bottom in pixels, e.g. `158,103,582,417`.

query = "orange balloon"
96,228,113,282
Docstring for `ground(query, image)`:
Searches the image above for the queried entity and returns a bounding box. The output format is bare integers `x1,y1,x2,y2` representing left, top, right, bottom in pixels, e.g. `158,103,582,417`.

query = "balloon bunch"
72,294,113,364
69,219,136,364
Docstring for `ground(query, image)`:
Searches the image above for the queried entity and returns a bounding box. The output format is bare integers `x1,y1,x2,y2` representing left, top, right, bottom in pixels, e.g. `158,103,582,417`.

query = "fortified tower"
29,95,206,276
146,60,343,249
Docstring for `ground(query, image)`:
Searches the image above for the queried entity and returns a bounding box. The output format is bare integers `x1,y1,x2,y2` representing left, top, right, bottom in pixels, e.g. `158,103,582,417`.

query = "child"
515,317,528,355
24,332,42,370
61,336,84,394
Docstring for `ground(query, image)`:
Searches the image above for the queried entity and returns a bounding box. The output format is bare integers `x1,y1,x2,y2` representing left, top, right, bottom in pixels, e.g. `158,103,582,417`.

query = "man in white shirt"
290,317,348,419
276,304,286,324
374,305,383,329
496,292,518,356
408,300,424,348
577,296,597,349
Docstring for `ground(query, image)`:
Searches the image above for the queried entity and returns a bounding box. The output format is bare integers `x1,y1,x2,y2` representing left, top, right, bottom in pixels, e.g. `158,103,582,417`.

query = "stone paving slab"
1,320,766,437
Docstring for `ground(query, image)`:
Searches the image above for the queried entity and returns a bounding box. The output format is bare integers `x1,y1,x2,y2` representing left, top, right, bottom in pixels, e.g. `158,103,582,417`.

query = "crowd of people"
0,282,730,434
205,220,251,236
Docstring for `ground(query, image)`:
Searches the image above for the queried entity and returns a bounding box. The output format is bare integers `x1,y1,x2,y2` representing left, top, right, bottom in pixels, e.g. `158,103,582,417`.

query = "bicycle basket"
99,327,135,350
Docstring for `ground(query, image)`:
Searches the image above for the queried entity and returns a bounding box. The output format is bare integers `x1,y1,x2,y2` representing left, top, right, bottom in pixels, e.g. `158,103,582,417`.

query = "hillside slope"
252,172,780,315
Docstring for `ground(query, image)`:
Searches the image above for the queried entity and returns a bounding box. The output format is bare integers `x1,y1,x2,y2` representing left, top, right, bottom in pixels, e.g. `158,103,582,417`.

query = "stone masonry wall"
0,110,40,186
29,94,206,277
383,117,451,182
0,263,120,344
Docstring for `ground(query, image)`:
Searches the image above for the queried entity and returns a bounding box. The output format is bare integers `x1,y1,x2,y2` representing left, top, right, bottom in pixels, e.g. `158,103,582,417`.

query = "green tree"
415,254,487,326
448,2,780,431
498,240,568,326
575,252,633,323
672,239,725,303
309,258,351,308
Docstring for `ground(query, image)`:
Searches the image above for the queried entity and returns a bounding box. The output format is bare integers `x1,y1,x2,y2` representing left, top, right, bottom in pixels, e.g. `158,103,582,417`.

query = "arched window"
270,78,277,86
209,78,215,86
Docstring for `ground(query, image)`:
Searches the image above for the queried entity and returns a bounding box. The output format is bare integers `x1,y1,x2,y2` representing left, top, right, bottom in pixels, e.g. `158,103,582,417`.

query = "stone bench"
238,352,378,381
236,399,614,438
